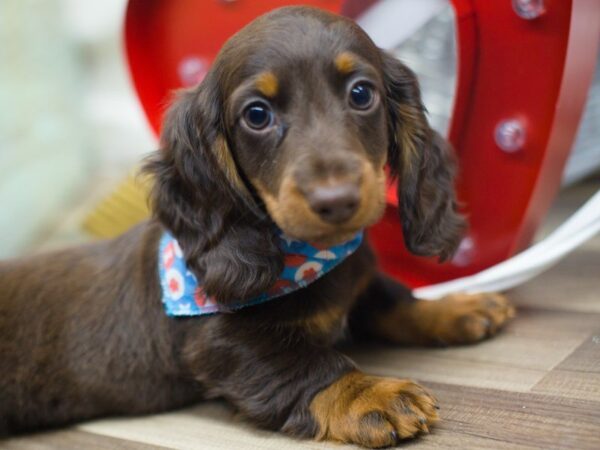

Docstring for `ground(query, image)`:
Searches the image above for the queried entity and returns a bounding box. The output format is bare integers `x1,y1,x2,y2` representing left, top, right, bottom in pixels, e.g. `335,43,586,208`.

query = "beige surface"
3,177,600,449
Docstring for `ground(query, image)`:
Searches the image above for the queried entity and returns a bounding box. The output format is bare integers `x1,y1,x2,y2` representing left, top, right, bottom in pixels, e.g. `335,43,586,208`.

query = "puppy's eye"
349,82,374,110
243,102,273,130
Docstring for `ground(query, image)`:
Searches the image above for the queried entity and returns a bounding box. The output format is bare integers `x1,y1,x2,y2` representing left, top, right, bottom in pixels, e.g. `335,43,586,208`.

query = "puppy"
0,7,514,447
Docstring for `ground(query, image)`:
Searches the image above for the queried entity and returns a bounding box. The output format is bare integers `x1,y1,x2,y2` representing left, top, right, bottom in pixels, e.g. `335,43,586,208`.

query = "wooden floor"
3,177,600,449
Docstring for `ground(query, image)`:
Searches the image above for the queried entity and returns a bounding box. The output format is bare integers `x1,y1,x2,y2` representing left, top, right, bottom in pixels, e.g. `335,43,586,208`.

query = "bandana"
158,230,363,316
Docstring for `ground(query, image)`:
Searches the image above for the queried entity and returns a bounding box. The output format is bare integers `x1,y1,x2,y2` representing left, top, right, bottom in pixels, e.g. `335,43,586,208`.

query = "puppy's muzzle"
306,183,360,224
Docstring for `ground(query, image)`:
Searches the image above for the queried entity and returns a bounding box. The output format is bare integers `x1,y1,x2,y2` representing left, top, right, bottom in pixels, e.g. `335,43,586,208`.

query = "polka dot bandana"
158,230,363,317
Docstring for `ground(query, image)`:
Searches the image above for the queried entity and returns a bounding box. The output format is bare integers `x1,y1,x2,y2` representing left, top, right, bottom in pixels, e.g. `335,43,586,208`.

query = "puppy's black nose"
307,184,360,224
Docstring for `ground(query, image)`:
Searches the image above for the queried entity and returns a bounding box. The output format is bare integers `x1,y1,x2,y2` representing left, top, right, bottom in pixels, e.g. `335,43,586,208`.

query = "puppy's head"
218,9,389,246
145,7,465,302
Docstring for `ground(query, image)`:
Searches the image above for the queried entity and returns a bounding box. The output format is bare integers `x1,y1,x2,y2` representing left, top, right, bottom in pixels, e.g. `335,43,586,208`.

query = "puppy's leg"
185,321,437,447
349,274,515,346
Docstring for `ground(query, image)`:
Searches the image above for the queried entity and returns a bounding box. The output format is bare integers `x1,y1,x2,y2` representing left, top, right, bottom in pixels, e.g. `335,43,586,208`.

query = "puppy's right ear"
143,75,283,305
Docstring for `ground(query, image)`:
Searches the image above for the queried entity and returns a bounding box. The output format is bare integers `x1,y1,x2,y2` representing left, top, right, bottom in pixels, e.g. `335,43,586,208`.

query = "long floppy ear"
382,51,466,261
143,73,283,304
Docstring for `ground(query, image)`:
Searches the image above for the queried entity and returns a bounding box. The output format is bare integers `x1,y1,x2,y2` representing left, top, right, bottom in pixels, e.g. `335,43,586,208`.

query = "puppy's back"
0,221,199,434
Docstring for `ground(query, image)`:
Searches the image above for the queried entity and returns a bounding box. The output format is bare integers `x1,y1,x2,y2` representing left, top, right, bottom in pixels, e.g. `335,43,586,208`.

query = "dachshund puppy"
0,6,514,447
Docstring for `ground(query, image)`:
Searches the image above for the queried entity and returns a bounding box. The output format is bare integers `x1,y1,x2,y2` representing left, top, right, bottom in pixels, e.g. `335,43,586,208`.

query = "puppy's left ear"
143,71,283,305
382,51,466,261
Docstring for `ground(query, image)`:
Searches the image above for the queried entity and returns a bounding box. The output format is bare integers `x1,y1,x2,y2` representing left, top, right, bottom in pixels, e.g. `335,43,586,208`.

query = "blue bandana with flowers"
158,230,363,316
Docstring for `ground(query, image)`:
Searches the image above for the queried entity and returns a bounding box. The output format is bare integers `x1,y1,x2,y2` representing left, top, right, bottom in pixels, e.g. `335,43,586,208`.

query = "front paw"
310,372,439,448
430,292,515,345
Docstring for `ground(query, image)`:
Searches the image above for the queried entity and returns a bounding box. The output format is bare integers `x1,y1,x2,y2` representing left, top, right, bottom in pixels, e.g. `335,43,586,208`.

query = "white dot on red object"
178,56,209,87
495,119,526,152
452,236,475,267
512,0,545,19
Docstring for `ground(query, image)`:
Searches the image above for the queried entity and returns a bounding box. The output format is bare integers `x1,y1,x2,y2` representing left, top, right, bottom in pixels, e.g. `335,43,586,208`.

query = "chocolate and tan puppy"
0,7,513,447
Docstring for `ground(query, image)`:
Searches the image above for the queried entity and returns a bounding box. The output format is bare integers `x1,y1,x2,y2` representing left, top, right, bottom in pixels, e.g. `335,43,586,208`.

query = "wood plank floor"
3,177,599,449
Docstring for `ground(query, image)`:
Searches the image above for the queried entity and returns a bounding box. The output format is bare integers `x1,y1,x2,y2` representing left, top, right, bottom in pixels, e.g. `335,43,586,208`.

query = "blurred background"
0,0,155,257
1,0,598,258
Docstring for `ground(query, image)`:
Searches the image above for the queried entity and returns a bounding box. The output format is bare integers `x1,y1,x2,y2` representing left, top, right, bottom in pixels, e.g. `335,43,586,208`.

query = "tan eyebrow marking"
334,52,357,74
255,71,279,98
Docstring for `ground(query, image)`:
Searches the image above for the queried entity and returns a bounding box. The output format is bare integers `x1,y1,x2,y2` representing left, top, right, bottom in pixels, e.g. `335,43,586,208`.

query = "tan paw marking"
310,371,439,448
430,292,515,345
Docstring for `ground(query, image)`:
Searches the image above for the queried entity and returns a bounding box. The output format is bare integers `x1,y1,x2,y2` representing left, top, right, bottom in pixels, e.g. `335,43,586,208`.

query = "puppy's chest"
289,252,375,344
298,304,351,344
290,268,372,344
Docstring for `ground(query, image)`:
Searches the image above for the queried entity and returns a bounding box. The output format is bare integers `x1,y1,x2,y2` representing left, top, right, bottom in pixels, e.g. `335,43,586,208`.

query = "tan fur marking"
353,269,375,298
334,52,357,75
310,371,439,446
255,71,279,98
251,160,386,246
297,306,346,338
375,293,515,345
396,104,424,173
213,135,250,196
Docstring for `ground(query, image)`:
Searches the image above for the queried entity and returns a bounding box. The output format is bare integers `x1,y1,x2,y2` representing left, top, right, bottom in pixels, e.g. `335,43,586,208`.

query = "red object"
367,0,600,286
125,0,343,133
124,0,600,288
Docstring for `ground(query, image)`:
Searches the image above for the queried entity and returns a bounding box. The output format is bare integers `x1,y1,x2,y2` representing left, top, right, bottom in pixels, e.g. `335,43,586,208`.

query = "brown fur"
0,6,513,447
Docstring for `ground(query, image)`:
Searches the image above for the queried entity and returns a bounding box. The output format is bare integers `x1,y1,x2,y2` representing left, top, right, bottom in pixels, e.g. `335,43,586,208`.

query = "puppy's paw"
310,372,438,448
431,293,515,345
